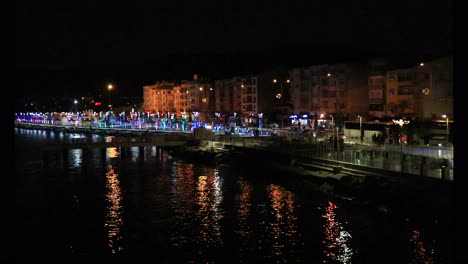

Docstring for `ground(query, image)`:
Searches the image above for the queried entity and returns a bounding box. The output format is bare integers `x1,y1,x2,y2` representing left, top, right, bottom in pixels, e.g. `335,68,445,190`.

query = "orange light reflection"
105,165,124,253
322,201,353,263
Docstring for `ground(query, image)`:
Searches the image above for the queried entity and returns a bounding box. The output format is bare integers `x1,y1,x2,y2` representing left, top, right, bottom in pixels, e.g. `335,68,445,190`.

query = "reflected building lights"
267,184,300,259
196,170,223,247
322,201,353,263
236,179,253,238
409,229,435,264
104,165,124,253
69,149,83,167
106,147,119,159
130,147,139,162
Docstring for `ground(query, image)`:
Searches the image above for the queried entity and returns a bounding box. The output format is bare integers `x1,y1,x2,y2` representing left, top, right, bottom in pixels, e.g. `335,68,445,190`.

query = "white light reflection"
322,201,353,263
105,136,115,143
69,149,83,167
196,169,224,247
151,146,157,157
104,165,124,253
130,147,139,162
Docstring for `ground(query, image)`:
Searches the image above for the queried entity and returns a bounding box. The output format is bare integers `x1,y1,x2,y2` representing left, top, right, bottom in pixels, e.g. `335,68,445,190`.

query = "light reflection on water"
69,149,83,168
130,147,139,162
322,201,353,263
236,179,253,240
196,171,223,247
266,184,301,260
106,147,119,159
409,229,435,264
104,164,124,254
169,164,224,262
14,128,452,262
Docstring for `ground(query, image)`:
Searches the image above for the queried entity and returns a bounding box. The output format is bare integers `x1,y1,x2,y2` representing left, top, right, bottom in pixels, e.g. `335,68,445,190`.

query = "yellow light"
199,87,203,91
273,79,277,83
108,84,113,90
420,62,424,66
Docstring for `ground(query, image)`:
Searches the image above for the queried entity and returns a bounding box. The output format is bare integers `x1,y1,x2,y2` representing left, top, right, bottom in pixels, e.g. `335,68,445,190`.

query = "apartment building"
385,56,453,118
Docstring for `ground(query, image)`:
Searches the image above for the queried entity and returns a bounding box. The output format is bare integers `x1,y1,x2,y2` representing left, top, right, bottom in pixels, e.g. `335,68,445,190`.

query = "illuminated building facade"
142,82,176,116
290,63,369,118
385,56,453,119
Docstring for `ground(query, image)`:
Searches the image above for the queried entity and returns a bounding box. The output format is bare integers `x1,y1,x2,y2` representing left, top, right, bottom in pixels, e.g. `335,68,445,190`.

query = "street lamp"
107,84,113,109
442,114,449,145
358,115,363,144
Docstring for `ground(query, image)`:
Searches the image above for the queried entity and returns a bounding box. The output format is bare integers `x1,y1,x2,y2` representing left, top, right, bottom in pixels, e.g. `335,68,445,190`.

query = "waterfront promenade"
15,121,454,181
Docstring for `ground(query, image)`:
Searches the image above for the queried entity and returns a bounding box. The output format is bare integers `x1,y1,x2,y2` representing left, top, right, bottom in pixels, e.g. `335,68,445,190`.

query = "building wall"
173,83,189,117
289,63,368,119
385,56,453,119
342,64,369,117
142,82,176,115
256,71,275,115
368,75,386,117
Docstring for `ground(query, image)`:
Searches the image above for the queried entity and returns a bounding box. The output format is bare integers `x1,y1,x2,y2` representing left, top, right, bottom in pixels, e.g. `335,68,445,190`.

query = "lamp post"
273,79,291,127
358,115,362,144
107,84,113,110
442,114,449,145
399,123,404,173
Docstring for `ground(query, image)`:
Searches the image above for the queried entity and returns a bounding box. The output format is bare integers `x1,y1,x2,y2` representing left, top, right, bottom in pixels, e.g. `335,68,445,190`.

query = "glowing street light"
358,115,362,144
442,114,449,145
330,114,334,132
107,84,113,109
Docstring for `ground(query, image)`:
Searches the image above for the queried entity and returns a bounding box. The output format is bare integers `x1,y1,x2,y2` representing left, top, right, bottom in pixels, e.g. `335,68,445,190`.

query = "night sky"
16,0,452,97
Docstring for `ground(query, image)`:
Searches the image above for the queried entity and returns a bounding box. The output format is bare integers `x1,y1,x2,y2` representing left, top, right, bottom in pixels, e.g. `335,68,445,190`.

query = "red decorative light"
95,102,102,106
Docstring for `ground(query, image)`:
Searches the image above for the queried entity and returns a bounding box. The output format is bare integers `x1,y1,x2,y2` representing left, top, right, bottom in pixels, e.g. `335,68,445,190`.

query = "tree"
404,118,433,144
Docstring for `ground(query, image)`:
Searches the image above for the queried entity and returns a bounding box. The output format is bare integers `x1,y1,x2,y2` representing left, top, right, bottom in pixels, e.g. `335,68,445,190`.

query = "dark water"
15,128,453,263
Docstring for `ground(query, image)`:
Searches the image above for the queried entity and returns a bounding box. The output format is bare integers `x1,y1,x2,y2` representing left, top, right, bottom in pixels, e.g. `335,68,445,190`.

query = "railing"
291,142,453,181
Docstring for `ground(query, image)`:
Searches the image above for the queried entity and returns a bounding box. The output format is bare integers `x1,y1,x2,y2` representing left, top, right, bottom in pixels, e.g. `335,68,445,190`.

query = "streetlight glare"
442,114,447,118
107,84,113,109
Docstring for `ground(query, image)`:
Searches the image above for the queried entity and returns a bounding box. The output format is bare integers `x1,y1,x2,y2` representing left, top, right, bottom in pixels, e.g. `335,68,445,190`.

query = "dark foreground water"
15,128,453,263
